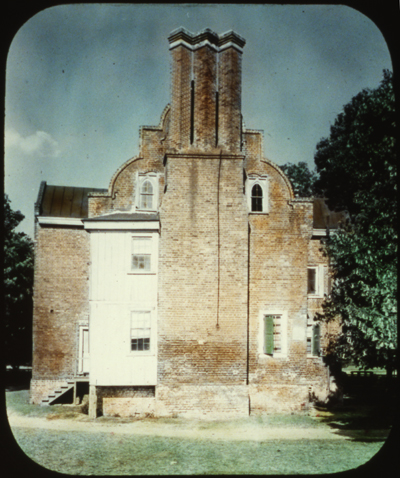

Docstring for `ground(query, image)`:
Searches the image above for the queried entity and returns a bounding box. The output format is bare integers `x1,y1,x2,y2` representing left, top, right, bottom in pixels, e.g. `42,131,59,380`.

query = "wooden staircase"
40,381,75,406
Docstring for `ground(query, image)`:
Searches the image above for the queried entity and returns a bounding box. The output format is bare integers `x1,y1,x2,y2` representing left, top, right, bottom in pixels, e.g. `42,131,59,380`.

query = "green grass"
10,426,387,475
6,389,80,418
6,389,394,475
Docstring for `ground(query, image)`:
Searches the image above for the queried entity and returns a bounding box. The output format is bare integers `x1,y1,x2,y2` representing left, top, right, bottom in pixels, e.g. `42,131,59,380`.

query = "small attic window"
251,184,263,212
246,175,269,213
136,173,158,211
140,180,153,210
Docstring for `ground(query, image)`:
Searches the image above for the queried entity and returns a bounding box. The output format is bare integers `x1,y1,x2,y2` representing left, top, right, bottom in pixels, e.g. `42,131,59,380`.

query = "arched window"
140,180,153,210
251,184,263,212
247,175,268,213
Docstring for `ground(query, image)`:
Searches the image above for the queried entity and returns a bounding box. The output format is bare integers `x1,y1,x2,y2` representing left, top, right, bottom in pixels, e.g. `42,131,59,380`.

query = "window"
136,173,158,211
307,318,321,357
251,184,263,212
130,311,151,351
140,180,153,210
131,237,152,272
307,266,324,297
307,268,317,294
246,175,269,213
262,313,287,357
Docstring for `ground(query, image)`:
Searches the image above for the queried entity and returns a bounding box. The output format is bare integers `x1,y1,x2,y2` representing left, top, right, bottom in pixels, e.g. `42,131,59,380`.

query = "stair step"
41,381,75,406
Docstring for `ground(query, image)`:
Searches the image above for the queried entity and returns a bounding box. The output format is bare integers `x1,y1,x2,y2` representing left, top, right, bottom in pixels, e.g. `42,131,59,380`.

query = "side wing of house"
31,183,106,404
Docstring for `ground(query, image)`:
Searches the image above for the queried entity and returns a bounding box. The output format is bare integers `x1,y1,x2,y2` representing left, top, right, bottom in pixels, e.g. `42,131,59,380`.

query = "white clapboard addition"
87,226,159,386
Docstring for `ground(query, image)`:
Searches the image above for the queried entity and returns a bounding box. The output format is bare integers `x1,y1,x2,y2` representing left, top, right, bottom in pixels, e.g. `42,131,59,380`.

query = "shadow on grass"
314,374,398,442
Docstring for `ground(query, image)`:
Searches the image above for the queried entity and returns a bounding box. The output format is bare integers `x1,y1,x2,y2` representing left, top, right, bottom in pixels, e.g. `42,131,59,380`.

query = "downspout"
247,221,250,385
216,150,222,329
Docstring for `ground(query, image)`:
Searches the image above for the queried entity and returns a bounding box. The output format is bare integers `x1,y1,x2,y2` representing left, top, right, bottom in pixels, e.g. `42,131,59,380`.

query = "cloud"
5,129,61,157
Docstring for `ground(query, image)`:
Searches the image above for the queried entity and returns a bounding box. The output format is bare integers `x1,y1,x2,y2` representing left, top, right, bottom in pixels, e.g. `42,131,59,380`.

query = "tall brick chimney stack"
168,28,246,153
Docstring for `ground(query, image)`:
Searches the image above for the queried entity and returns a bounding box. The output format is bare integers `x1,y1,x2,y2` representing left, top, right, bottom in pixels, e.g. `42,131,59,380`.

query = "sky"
4,3,393,238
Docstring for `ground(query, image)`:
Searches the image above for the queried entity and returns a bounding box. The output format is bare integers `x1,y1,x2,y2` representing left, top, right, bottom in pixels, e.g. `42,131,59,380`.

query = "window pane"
132,238,151,271
131,311,151,352
307,337,312,354
132,237,151,254
142,181,153,194
140,194,153,210
131,254,151,270
140,180,154,210
251,184,263,212
308,269,316,294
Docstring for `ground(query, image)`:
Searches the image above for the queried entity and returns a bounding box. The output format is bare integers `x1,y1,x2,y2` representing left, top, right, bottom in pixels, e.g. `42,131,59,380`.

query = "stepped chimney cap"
168,27,246,51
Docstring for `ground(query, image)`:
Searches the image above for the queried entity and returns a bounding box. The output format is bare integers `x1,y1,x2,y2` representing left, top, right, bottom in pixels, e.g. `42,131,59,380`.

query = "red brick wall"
169,45,192,151
193,45,217,150
158,153,248,385
32,227,90,381
218,46,242,152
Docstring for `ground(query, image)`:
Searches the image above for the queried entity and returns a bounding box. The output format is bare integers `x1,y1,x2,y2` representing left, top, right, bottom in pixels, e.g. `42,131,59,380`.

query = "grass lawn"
9,426,388,475
5,389,396,475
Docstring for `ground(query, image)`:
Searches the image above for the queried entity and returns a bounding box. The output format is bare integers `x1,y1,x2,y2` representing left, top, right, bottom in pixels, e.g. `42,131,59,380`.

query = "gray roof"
35,181,107,218
35,181,344,228
84,212,159,222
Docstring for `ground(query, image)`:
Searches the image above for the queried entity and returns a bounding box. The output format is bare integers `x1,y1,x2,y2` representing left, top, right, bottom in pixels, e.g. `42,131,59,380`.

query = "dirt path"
7,411,347,441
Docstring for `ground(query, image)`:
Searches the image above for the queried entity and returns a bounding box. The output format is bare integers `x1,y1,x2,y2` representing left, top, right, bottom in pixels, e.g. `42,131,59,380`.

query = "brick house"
31,28,343,418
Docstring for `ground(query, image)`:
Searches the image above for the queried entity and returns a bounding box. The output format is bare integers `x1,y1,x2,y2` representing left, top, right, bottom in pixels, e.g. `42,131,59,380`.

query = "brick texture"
31,227,90,403
31,29,338,414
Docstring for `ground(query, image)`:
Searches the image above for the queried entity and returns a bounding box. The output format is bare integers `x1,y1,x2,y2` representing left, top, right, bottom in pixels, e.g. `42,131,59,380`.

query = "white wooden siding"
89,230,158,386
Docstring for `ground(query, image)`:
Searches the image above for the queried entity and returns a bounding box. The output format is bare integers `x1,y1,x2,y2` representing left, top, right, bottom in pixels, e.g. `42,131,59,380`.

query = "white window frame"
129,309,155,355
307,265,325,298
258,310,288,358
77,324,90,375
246,174,269,214
135,172,159,212
128,234,158,275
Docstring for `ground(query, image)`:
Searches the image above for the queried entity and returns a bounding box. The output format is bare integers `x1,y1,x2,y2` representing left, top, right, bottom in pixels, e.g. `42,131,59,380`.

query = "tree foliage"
280,161,318,197
314,71,397,373
4,195,34,368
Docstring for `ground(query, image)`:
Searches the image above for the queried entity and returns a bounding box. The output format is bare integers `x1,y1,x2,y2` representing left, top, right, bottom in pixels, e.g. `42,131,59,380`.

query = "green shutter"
312,324,320,356
264,315,274,354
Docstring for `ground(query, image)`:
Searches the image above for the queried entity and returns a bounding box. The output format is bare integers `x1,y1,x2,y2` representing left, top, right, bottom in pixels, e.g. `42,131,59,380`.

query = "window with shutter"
264,314,283,355
312,323,320,357
307,318,321,357
260,311,287,357
264,315,274,354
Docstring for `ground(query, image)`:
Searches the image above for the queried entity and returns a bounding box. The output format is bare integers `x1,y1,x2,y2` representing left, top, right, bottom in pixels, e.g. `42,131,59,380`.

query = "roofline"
84,221,160,231
37,216,84,227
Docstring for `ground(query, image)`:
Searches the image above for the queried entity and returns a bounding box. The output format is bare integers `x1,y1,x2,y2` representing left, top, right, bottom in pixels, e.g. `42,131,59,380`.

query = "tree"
4,195,34,369
280,161,318,197
314,71,397,375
